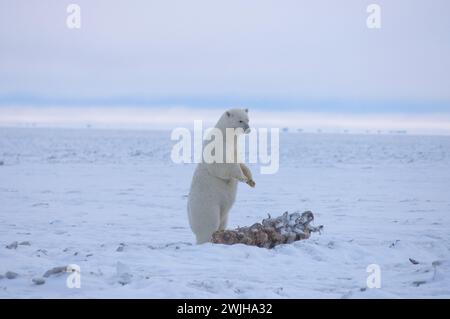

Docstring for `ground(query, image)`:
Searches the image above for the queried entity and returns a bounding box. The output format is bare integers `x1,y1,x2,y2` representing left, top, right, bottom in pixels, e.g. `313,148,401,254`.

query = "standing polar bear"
188,108,255,244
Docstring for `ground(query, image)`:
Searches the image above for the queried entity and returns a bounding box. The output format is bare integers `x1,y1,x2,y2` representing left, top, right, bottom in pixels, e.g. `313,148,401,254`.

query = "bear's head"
221,108,250,134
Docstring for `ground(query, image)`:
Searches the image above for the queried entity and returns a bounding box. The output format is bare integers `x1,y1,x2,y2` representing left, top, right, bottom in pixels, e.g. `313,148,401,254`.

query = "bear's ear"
226,111,231,117
244,108,248,113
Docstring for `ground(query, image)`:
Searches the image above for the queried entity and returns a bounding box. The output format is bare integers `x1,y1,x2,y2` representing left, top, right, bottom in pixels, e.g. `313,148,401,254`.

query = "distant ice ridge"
1,128,449,167
1,106,450,135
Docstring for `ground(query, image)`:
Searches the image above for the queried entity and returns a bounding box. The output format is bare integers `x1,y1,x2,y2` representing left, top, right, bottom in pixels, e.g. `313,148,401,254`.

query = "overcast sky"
1,0,450,113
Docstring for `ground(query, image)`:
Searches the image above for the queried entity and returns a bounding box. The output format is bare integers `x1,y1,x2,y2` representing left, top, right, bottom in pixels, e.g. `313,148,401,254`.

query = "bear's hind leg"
218,208,230,231
194,205,221,244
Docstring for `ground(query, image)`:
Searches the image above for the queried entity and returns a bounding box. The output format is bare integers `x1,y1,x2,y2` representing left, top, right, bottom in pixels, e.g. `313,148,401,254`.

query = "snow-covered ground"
0,127,449,298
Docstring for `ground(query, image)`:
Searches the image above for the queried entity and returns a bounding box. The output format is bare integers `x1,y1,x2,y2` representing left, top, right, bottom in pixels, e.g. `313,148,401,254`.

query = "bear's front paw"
246,179,256,188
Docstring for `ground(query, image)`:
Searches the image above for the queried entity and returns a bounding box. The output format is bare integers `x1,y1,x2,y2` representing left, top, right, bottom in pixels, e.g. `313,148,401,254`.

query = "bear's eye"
239,120,243,123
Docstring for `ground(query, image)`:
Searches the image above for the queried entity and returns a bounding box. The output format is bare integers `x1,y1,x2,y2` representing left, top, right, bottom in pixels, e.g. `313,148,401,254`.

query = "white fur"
187,108,253,244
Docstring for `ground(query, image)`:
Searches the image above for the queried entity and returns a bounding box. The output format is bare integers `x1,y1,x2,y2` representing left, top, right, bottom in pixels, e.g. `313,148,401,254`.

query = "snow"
0,127,449,298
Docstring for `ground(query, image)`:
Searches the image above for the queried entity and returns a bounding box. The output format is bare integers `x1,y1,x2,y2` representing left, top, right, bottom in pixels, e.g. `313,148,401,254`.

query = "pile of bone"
212,211,323,248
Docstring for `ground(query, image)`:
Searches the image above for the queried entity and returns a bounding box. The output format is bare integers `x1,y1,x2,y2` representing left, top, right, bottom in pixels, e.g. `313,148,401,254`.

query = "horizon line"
1,106,450,136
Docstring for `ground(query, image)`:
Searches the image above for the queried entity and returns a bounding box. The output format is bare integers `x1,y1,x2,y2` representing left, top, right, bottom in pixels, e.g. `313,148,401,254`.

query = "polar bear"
187,108,255,244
